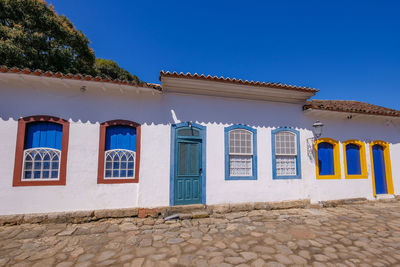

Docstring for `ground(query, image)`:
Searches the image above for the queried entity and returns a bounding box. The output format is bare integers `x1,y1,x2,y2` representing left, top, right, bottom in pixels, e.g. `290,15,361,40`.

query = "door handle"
199,168,202,175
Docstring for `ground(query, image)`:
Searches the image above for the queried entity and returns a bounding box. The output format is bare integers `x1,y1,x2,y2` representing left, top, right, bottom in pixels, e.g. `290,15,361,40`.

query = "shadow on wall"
1,85,400,144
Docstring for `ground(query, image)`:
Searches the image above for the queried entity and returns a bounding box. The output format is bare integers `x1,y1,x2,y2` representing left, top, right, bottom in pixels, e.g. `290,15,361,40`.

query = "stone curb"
318,197,368,208
1,197,398,226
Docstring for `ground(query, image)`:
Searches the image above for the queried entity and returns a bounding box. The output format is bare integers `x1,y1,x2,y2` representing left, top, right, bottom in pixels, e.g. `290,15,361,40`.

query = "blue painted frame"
271,127,302,179
170,122,206,206
224,124,258,180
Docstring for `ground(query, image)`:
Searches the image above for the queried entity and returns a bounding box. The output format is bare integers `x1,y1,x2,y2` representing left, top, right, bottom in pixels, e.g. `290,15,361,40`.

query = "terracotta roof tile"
303,100,400,117
0,66,162,91
159,71,318,94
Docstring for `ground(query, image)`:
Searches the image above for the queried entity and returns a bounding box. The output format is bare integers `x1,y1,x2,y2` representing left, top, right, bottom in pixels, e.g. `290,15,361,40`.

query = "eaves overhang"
160,72,317,103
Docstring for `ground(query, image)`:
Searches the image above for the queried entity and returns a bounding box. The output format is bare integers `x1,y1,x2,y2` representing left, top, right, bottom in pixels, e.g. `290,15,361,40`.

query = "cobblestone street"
2,201,400,267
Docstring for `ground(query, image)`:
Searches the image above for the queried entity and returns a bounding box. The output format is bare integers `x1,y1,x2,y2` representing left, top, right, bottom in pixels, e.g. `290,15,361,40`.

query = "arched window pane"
228,129,253,176
104,149,136,179
229,129,253,155
275,131,297,176
22,148,61,180
275,131,296,155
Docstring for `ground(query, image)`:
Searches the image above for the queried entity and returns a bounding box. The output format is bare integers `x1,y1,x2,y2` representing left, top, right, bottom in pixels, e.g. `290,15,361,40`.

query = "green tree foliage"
0,0,139,82
94,58,140,83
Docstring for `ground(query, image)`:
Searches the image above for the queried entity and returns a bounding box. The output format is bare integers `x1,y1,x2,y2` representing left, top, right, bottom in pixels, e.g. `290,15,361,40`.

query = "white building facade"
1,68,399,215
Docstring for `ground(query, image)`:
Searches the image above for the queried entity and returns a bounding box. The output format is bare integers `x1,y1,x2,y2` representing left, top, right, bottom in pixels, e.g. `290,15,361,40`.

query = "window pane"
51,171,58,178
178,128,199,136
104,149,136,179
229,155,252,176
105,162,112,169
178,143,188,175
275,131,296,156
25,161,32,170
229,129,253,155
318,142,335,175
346,144,361,175
24,171,32,179
22,148,61,180
276,155,297,176
128,161,134,169
43,161,50,169
121,162,127,169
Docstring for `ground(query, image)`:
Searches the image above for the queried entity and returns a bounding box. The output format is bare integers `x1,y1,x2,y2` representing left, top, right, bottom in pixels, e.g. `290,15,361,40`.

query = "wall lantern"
312,120,324,139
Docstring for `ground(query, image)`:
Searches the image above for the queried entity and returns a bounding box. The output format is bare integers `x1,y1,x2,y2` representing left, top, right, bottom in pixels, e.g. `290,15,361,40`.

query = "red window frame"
13,115,70,186
97,120,141,184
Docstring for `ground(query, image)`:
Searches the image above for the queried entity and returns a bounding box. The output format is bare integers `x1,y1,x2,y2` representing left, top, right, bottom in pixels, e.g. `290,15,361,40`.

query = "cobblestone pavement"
2,201,400,267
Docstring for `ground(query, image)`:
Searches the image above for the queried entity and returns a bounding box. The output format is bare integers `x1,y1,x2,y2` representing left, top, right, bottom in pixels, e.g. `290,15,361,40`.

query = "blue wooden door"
372,144,387,194
174,139,202,205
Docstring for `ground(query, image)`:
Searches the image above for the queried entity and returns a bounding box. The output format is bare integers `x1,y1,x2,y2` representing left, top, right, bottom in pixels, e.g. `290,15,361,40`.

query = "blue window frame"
271,127,301,179
225,124,257,180
104,125,137,179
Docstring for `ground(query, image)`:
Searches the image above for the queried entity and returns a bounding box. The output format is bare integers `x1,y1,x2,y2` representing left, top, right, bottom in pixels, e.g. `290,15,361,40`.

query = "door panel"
175,139,202,205
372,144,387,194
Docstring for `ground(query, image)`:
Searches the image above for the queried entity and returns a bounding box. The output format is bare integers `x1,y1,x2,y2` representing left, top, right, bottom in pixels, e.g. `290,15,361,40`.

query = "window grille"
22,148,61,180
275,131,297,176
104,149,135,179
229,129,253,176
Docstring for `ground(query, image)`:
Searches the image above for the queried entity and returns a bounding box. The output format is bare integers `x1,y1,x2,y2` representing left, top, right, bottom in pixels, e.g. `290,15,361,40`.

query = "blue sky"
48,1,400,109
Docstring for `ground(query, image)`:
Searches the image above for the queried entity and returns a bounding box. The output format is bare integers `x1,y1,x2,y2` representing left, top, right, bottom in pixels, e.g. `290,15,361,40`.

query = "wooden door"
174,139,202,205
372,144,387,194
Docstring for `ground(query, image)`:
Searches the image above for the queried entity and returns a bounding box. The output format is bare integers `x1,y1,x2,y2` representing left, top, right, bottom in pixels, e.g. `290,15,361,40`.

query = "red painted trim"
97,120,140,184
13,115,70,186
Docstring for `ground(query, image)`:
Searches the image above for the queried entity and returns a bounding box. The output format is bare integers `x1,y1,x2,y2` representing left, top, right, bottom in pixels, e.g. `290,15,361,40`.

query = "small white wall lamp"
312,120,324,139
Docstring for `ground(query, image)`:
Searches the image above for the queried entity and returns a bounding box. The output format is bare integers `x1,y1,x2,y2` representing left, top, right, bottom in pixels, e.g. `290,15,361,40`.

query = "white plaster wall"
1,77,400,215
0,79,171,214
205,124,309,205
305,113,400,203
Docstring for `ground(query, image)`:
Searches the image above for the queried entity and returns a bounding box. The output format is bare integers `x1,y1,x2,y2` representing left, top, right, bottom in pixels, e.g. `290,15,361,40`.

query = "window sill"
316,175,341,180
225,176,257,181
273,175,301,180
97,178,138,184
13,180,66,186
345,174,368,179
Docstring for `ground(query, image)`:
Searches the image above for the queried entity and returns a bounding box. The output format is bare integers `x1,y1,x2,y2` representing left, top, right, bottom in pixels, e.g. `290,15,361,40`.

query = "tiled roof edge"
0,66,162,91
303,100,400,118
159,71,319,94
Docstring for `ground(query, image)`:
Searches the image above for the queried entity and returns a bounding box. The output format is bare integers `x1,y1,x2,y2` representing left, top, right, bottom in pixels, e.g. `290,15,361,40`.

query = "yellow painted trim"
315,138,341,179
342,140,368,179
369,140,394,196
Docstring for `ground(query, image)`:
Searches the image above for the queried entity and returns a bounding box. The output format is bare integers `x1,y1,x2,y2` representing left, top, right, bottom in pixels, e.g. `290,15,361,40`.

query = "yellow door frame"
369,140,394,196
